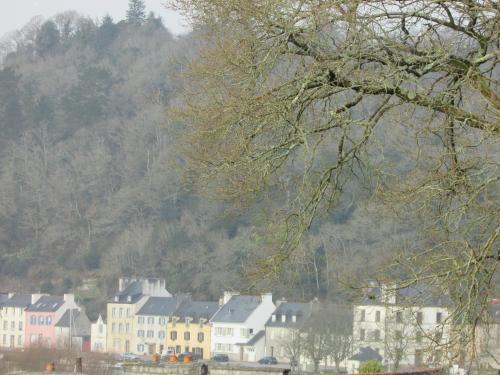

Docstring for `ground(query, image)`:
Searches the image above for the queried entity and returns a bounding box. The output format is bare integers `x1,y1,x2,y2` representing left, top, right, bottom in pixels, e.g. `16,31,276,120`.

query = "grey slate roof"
2,294,32,308
211,295,261,323
266,302,311,328
349,347,383,362
173,301,219,322
26,295,64,312
137,297,179,316
0,293,9,305
55,309,91,336
113,281,144,304
236,330,265,346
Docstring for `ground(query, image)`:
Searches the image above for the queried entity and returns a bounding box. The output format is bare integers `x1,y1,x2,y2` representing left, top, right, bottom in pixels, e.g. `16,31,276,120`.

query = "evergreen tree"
35,21,60,57
126,0,146,25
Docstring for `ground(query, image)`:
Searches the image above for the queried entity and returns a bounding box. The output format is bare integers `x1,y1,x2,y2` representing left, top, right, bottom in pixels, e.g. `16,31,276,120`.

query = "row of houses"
0,293,89,351
94,278,456,372
2,278,499,373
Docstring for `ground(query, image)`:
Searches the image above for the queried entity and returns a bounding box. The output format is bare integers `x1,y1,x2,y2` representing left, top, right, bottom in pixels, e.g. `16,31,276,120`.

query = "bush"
358,360,384,373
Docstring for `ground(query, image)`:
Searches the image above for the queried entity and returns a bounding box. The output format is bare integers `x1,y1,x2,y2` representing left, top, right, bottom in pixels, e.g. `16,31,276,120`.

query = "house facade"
134,296,183,355
165,300,219,359
0,294,39,350
24,294,79,349
90,314,107,352
352,286,450,370
211,292,275,362
265,301,312,364
55,308,91,352
106,277,171,354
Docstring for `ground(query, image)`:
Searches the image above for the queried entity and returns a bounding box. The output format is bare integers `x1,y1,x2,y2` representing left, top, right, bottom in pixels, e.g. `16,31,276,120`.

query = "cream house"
352,285,451,372
0,294,42,350
91,314,107,352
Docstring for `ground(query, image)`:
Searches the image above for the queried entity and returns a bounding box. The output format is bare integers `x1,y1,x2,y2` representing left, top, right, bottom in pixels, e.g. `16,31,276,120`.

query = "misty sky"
0,0,190,38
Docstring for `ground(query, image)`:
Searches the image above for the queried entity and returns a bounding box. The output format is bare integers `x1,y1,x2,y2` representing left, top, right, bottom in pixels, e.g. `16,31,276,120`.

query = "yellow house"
106,278,172,354
0,294,40,350
166,301,219,360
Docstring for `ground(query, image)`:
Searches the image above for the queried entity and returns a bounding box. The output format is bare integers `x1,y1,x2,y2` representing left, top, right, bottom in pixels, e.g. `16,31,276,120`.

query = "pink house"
25,294,78,349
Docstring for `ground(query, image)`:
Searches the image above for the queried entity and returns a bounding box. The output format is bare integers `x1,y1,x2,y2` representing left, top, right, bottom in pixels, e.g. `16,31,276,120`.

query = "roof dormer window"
281,315,286,323
272,314,276,322
292,315,296,323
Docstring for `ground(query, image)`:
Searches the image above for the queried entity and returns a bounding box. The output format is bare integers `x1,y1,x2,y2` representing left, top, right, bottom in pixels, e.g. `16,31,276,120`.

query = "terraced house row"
0,292,89,351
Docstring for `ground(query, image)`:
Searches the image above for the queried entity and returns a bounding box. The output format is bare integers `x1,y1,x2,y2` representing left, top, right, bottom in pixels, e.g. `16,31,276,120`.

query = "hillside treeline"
0,10,410,317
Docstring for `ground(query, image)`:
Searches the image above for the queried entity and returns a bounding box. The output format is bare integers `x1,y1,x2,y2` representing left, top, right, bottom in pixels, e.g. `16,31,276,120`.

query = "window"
99,324,103,334
2,335,6,345
240,328,248,338
126,323,130,333
159,317,166,325
396,311,403,323
436,312,442,324
147,317,155,325
360,309,365,322
360,329,365,341
176,345,181,353
46,316,52,325
112,323,116,333
112,308,116,317
197,332,204,342
171,331,177,340
158,331,165,339
395,330,402,340
137,344,144,352
119,308,123,318
375,311,381,322
415,350,423,366
147,330,154,338
416,311,423,324
38,316,44,325
119,323,123,333
184,332,190,341
126,308,131,317
30,316,36,325
138,316,145,324
17,335,22,346
10,321,15,330
3,321,7,330
373,329,380,341
138,330,145,337
18,321,22,331
416,331,422,343
215,327,234,336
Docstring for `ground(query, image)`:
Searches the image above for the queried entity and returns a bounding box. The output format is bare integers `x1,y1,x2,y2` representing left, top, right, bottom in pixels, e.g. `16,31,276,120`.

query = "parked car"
120,352,140,361
211,354,229,363
258,356,278,365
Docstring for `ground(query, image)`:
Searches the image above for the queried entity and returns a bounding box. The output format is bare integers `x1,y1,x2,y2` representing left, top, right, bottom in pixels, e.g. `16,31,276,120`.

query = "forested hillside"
0,9,411,317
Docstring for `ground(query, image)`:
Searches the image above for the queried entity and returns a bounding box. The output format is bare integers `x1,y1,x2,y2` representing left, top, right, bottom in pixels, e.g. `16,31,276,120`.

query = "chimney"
261,293,273,304
276,297,287,307
64,294,75,305
118,278,126,292
223,291,237,305
31,294,43,304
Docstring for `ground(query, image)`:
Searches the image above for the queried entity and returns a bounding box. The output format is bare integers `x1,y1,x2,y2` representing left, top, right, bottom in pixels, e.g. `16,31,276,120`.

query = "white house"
352,284,451,371
211,292,275,362
91,314,107,352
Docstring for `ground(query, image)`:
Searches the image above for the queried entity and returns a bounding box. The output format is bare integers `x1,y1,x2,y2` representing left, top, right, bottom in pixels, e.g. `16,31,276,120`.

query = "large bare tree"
169,0,499,362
